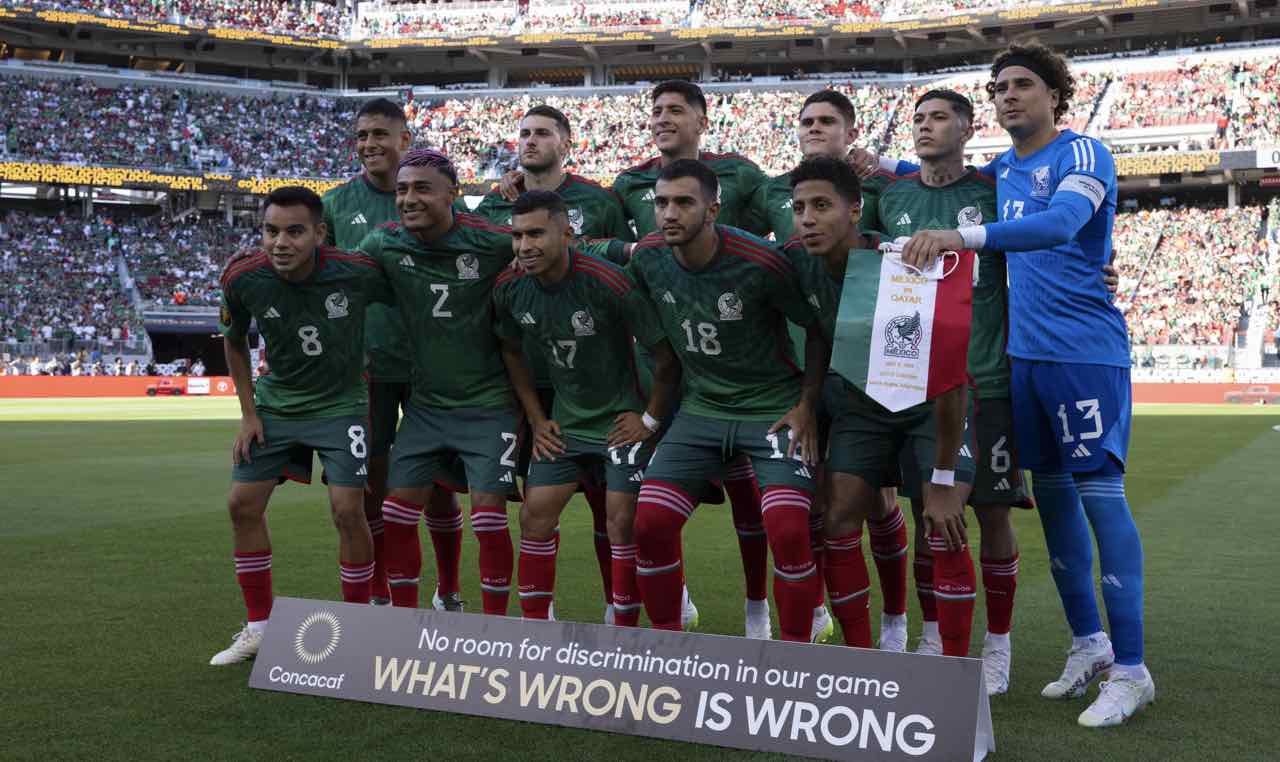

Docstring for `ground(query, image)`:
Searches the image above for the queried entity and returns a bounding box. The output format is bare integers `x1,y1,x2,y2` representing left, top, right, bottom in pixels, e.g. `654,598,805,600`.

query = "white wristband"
641,412,661,433
931,468,956,487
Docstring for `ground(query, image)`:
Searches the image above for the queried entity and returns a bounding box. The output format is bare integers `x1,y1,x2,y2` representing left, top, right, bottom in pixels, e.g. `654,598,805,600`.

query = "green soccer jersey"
612,151,768,239
322,173,410,383
626,225,814,421
856,169,896,237
875,169,1008,398
218,247,388,418
493,249,666,442
474,172,636,390
356,214,515,410
749,168,899,243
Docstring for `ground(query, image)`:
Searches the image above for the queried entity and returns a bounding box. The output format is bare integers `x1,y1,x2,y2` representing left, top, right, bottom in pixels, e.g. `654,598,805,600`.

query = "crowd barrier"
0,377,1275,404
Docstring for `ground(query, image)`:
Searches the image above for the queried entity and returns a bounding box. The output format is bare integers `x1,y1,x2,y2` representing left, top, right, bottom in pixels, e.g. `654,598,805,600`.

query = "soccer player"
321,97,463,608
750,88,911,649
357,149,520,616
899,44,1153,727
626,159,826,642
477,104,636,621
210,186,386,665
786,155,975,652
613,80,776,636
494,190,681,624
870,89,1025,691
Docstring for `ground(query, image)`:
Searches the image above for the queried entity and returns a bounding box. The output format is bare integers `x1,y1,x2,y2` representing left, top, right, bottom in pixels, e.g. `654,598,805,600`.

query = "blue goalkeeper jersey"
988,130,1129,367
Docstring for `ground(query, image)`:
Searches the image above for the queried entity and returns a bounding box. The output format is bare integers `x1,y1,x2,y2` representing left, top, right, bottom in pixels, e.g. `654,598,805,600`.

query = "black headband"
993,53,1057,90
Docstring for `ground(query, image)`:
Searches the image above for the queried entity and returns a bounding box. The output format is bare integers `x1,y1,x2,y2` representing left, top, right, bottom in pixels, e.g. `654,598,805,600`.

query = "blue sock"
1076,468,1144,666
1033,471,1104,638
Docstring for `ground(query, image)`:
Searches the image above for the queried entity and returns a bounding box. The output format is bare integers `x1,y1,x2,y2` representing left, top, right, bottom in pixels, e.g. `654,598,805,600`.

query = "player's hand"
769,401,818,466
923,482,967,552
530,418,566,462
497,170,525,202
901,229,963,272
233,415,265,465
1102,263,1120,295
607,411,652,449
845,147,879,179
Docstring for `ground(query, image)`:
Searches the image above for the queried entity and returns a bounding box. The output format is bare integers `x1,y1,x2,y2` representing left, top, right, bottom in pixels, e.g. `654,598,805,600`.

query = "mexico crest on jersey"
325,292,349,319
567,208,584,235
571,310,595,337
456,253,480,279
1031,166,1052,197
717,292,744,321
957,206,982,226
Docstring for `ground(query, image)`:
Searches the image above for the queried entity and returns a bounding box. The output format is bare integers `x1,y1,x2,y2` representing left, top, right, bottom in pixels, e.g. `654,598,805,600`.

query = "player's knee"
227,488,268,525
519,503,558,540
762,510,810,560
633,504,683,557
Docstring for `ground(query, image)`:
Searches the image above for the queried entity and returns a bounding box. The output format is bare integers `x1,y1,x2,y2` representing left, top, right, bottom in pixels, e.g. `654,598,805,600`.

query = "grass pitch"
2,398,1277,760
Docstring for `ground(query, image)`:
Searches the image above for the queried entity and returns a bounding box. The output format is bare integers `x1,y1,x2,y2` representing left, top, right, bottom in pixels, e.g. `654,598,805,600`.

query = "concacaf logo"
294,610,342,665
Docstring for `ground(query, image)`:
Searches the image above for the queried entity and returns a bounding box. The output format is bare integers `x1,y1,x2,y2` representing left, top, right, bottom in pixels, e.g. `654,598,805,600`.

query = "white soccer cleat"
810,605,835,644
681,586,699,631
604,603,615,625
915,632,943,656
879,614,908,652
1077,671,1155,727
745,598,771,639
209,624,264,666
432,587,464,612
370,597,391,607
982,633,1012,695
1042,634,1115,699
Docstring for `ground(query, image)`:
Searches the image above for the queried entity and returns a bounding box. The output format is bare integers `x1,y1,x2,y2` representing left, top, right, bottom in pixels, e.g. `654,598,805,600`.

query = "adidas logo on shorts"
264,307,281,319
520,312,537,325
629,471,645,483
1071,443,1092,459
662,291,676,305
500,472,514,483
356,464,367,476
994,477,1011,491
399,255,414,268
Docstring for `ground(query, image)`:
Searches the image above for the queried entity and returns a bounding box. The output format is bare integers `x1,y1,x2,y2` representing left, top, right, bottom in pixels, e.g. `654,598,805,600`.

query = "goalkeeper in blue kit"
897,44,1153,728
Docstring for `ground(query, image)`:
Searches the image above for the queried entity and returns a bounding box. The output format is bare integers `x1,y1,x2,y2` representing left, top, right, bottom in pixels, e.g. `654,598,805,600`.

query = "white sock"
1110,663,1149,681
984,631,1011,649
1073,631,1108,650
247,619,268,634
746,598,769,616
882,612,907,630
921,620,940,640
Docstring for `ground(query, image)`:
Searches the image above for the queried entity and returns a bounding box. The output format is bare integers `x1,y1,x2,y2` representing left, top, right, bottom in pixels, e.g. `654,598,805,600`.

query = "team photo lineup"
207,39,1154,733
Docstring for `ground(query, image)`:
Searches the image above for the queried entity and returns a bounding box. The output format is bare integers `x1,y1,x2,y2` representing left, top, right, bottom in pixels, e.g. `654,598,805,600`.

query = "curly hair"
986,43,1075,124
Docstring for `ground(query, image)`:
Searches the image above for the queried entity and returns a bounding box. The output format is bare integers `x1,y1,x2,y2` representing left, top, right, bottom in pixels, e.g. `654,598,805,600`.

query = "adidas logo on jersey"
1000,168,1010,179
356,464,368,476
662,291,676,305
351,212,368,225
994,477,1011,491
399,255,414,268
264,307,281,319
1071,443,1092,459
641,189,656,202
780,198,793,210
520,312,537,325
897,212,912,227
500,472,514,484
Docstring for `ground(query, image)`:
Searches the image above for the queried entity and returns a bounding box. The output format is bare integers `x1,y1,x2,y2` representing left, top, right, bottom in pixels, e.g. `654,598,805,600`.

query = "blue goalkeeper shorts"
1010,358,1131,474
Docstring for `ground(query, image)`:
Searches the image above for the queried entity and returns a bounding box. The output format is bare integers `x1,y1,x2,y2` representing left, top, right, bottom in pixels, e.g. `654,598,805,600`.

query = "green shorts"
526,435,654,495
644,411,816,496
516,387,556,479
233,414,369,488
369,380,410,458
389,404,521,495
825,376,974,491
968,396,1033,508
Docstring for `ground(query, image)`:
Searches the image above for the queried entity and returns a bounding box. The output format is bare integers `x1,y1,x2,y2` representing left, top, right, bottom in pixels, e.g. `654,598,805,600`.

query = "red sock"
726,460,768,602
868,505,909,616
234,549,273,622
517,536,557,619
824,531,871,647
634,481,694,630
582,480,613,604
981,554,1019,635
930,532,976,656
471,501,513,615
761,488,820,642
809,513,826,607
340,559,375,604
380,497,423,608
366,516,389,600
914,554,937,623
424,495,463,597
610,543,640,626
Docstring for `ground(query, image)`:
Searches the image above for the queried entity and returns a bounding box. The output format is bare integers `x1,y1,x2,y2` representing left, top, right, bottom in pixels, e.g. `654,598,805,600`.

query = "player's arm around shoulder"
1054,135,1116,213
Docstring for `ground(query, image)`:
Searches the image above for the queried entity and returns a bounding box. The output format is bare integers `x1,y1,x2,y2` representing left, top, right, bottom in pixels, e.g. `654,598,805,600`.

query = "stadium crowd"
113,217,255,307
8,0,345,36
353,7,518,38
520,2,688,31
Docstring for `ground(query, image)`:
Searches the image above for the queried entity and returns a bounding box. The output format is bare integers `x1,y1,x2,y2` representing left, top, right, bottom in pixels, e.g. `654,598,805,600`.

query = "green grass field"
3,398,1278,761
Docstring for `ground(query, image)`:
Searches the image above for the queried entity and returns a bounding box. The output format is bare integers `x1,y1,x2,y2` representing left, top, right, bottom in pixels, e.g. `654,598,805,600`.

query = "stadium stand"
12,0,346,36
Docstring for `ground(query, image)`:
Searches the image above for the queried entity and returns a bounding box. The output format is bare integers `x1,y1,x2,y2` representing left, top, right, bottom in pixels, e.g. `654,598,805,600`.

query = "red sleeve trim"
219,252,269,288
457,211,511,235
574,256,631,296
721,230,793,276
